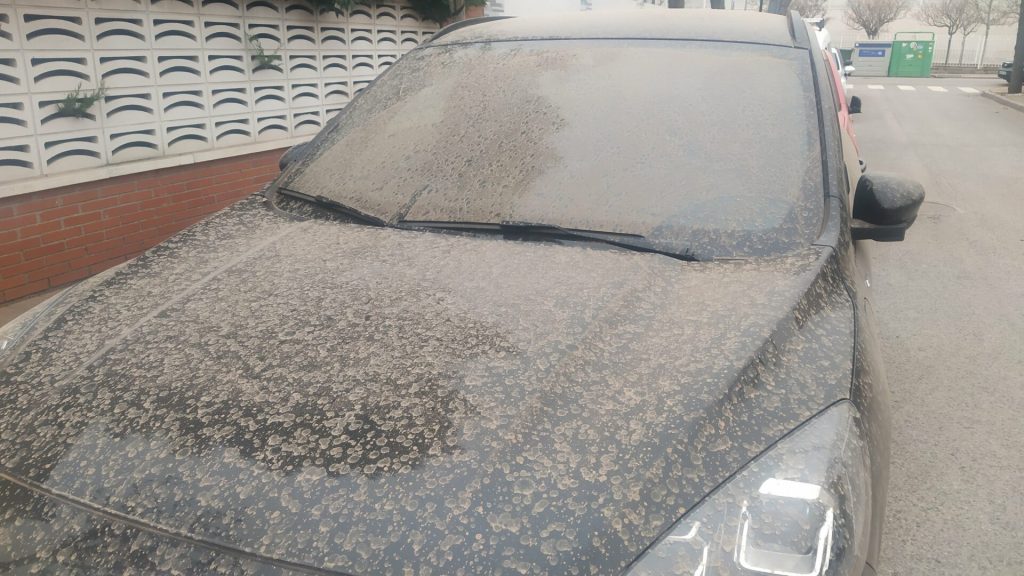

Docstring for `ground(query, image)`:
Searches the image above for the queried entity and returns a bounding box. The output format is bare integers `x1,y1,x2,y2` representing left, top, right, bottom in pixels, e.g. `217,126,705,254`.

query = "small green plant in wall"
247,33,283,73
55,83,106,119
308,0,365,15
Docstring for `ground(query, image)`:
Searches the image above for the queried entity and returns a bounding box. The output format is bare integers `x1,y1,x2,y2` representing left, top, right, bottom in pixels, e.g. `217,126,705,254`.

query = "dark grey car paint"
0,195,856,574
0,11,892,576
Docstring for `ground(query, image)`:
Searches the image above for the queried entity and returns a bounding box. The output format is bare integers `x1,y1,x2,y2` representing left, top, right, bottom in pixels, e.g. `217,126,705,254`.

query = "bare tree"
918,0,976,64
790,0,829,17
975,0,1021,65
846,0,913,39
958,7,983,64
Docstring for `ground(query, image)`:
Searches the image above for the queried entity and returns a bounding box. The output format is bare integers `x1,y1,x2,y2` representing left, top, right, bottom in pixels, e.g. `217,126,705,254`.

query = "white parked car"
808,18,854,90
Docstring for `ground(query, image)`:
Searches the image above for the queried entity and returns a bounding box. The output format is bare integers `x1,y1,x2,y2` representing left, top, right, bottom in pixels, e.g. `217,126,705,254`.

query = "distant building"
485,0,507,15
587,0,666,9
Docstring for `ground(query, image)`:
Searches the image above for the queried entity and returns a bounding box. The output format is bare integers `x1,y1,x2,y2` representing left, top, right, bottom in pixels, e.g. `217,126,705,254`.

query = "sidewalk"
981,87,1024,113
931,73,999,78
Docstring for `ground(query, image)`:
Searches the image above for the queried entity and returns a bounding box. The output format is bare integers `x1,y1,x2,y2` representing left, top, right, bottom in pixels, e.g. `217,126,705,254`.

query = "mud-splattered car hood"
0,196,855,574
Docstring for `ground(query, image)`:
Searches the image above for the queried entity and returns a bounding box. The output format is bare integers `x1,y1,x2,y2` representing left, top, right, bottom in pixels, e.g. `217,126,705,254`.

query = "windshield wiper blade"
400,220,700,262
277,188,388,227
500,221,701,261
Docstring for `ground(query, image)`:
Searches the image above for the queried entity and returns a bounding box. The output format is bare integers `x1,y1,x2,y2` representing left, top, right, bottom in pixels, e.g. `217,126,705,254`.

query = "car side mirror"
279,142,310,171
844,65,855,76
849,95,862,114
851,174,925,242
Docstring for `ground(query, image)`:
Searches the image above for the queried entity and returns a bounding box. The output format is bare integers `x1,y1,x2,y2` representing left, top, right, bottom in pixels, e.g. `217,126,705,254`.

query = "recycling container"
888,32,935,77
851,42,893,77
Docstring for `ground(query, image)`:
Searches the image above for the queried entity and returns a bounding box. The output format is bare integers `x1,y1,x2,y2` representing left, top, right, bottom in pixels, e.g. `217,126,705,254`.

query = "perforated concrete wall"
0,0,437,187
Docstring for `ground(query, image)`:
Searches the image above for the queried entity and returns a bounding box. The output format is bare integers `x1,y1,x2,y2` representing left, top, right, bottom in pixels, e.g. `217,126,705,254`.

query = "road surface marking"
928,86,948,92
847,84,855,89
868,84,884,90
898,85,915,91
958,86,980,93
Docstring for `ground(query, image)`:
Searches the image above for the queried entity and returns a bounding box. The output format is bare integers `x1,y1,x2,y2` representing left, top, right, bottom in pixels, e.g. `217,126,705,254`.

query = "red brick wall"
0,147,285,304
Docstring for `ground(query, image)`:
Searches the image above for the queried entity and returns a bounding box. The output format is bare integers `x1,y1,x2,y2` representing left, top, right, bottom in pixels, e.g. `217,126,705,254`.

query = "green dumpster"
888,32,935,77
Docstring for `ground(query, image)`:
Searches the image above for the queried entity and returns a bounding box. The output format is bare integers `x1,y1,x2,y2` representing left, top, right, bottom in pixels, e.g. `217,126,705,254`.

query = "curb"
930,73,998,78
981,90,1024,113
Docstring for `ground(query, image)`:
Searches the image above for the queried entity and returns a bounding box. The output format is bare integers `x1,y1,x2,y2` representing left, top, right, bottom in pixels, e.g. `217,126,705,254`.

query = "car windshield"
281,39,823,258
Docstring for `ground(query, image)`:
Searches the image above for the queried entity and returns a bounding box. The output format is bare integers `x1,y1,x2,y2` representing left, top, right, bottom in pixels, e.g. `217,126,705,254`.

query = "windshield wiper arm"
399,220,700,262
277,188,388,227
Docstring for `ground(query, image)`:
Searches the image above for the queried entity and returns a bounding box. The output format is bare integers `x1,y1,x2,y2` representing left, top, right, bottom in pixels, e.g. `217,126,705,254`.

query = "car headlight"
627,401,871,576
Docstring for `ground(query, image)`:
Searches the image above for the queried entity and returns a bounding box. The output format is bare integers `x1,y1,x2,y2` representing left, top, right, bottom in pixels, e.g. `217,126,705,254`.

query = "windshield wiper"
277,188,388,227
399,220,700,262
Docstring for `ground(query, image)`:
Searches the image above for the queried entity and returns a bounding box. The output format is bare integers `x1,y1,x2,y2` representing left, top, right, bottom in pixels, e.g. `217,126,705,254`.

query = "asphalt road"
848,76,1024,574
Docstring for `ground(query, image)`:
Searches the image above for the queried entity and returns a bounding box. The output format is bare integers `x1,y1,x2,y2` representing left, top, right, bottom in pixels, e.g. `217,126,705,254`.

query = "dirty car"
0,11,923,576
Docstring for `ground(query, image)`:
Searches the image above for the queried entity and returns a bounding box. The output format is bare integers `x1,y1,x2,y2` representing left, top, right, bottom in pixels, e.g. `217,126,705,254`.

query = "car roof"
431,10,799,48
